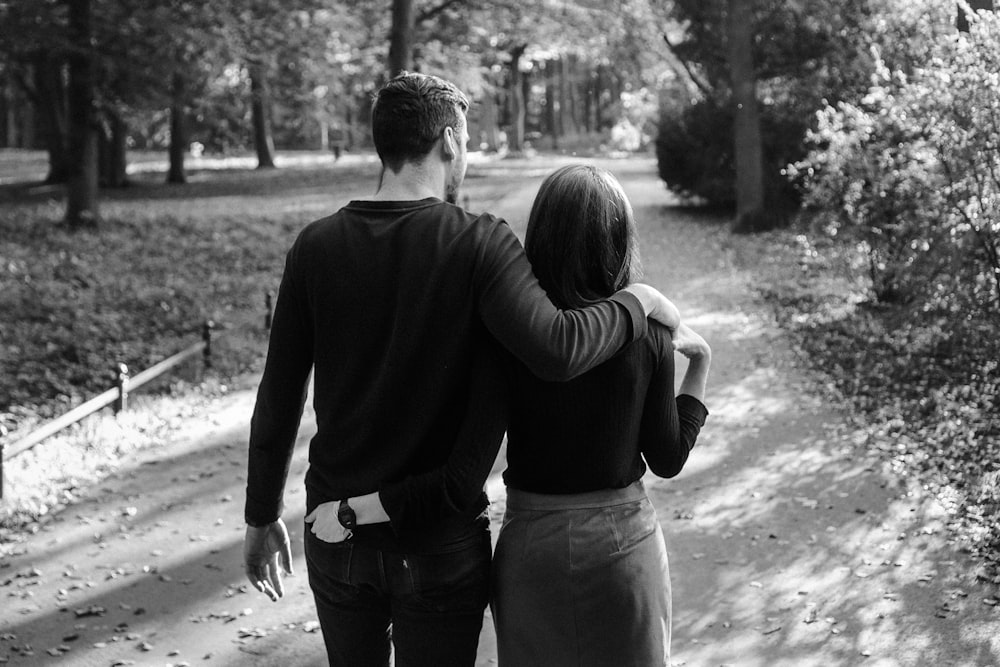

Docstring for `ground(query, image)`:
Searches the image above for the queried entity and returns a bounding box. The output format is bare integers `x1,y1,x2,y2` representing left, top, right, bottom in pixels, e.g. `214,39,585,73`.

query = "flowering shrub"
793,6,1000,315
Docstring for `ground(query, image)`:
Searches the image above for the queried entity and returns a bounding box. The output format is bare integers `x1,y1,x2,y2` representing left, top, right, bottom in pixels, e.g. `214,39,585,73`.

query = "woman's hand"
304,501,352,543
672,323,711,360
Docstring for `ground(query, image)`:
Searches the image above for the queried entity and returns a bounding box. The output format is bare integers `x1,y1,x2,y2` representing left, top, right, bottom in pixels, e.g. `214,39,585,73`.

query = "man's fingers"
304,509,317,523
279,538,294,575
267,558,285,598
246,566,279,602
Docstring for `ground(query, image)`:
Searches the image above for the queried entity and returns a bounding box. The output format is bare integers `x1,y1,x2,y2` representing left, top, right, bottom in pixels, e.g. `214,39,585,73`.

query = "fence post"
264,291,274,330
114,363,130,414
202,320,214,369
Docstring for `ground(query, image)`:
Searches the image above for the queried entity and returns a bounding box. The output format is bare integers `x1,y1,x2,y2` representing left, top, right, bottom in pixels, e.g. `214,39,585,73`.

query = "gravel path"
1,156,997,667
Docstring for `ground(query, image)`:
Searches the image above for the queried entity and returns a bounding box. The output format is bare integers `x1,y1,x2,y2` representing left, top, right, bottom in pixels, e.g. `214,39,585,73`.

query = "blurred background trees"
0,0,667,226
0,0,997,308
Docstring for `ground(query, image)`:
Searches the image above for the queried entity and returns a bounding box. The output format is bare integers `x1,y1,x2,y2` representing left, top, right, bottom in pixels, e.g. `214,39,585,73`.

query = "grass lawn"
0,151,545,436
0,149,548,525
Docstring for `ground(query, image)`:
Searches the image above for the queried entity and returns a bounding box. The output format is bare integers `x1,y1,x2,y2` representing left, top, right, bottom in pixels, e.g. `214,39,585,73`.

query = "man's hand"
622,283,681,332
305,501,353,543
244,519,293,602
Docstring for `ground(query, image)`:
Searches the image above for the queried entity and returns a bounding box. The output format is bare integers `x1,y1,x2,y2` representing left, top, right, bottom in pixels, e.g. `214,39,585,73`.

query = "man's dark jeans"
304,521,491,667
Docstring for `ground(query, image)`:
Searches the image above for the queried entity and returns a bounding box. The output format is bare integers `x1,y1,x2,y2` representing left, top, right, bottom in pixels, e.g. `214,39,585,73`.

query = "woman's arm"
673,323,711,402
638,324,710,478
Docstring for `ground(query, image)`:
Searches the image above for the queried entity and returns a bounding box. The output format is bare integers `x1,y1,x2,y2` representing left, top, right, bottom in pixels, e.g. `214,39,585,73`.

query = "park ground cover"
727,227,1000,584
1,152,998,585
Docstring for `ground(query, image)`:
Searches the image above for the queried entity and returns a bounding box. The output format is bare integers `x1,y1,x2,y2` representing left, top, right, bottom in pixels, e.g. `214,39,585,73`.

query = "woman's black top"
379,320,708,531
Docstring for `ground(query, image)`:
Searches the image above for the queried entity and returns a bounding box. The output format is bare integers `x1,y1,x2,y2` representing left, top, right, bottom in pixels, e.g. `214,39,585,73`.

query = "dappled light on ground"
2,156,996,666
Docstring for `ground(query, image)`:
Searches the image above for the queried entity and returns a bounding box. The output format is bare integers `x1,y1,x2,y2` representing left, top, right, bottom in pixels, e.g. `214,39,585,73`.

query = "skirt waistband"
505,480,647,511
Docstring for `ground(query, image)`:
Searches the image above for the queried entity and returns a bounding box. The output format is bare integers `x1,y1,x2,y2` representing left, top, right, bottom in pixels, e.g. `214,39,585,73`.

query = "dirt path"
2,157,998,666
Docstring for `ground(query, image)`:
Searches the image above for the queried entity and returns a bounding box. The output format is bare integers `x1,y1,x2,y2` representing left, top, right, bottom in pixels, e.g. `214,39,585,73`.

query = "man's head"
371,72,470,190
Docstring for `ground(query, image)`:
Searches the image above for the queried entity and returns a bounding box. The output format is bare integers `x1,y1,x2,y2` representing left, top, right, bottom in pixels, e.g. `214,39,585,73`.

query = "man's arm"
244,249,313,598
474,220,678,382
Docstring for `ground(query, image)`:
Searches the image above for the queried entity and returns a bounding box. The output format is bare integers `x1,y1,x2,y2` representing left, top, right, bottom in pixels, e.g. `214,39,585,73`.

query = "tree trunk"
567,54,581,135
98,111,128,188
167,72,187,184
388,0,415,76
249,63,276,169
592,66,602,132
34,53,72,183
345,104,355,151
559,56,576,137
544,59,559,149
583,67,594,134
64,0,99,229
0,77,12,147
480,88,500,152
726,0,766,233
957,0,995,31
508,45,527,154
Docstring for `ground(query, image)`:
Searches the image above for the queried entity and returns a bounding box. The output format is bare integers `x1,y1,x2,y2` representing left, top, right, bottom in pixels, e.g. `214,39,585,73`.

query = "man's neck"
364,163,444,202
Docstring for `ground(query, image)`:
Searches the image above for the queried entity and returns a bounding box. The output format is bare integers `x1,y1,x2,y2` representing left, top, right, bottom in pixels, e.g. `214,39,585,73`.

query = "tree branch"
416,0,467,24
11,65,40,106
662,32,714,100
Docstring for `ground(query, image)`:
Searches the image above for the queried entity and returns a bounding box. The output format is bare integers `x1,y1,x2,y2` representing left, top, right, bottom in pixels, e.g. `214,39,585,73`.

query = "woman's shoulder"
645,320,675,353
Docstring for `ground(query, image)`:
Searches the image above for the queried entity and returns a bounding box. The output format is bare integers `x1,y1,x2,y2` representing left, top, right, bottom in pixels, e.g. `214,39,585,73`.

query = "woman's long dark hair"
525,165,641,310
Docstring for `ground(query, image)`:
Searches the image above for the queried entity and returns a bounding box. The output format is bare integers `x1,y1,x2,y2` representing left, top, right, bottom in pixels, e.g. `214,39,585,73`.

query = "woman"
307,164,710,666
489,164,709,666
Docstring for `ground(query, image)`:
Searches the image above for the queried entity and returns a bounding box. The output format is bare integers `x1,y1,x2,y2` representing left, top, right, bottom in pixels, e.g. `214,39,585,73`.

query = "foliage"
729,225,1000,577
751,0,1000,572
654,0,906,209
792,5,1000,314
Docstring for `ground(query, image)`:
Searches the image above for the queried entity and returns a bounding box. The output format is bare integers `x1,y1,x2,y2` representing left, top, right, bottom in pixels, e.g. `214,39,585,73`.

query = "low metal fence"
0,290,279,499
0,321,219,499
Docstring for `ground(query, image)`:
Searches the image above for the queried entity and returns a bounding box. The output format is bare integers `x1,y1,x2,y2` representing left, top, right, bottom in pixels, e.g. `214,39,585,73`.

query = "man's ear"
441,126,457,161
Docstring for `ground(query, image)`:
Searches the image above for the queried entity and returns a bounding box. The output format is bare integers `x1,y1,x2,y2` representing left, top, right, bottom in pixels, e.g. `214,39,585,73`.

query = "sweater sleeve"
638,325,709,478
474,219,646,382
244,248,314,526
378,334,511,532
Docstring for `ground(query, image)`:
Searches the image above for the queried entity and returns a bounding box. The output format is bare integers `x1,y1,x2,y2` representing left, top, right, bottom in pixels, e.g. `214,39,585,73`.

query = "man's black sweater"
244,198,645,551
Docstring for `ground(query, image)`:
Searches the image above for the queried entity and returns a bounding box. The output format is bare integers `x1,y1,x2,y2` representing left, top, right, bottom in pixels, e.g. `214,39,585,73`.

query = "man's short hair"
371,72,470,173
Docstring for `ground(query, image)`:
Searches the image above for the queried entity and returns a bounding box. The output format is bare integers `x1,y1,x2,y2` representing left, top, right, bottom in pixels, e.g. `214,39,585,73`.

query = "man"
243,72,678,666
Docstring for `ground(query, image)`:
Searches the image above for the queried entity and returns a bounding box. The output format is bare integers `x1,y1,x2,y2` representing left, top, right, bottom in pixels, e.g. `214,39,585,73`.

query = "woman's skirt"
491,480,671,667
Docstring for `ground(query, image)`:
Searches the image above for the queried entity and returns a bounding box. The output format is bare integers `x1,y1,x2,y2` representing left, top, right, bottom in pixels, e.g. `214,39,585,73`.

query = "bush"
655,94,806,213
792,8,1000,315
786,4,1000,568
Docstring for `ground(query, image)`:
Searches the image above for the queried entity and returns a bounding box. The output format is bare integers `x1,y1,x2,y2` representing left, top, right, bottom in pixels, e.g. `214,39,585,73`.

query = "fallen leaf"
74,605,106,618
